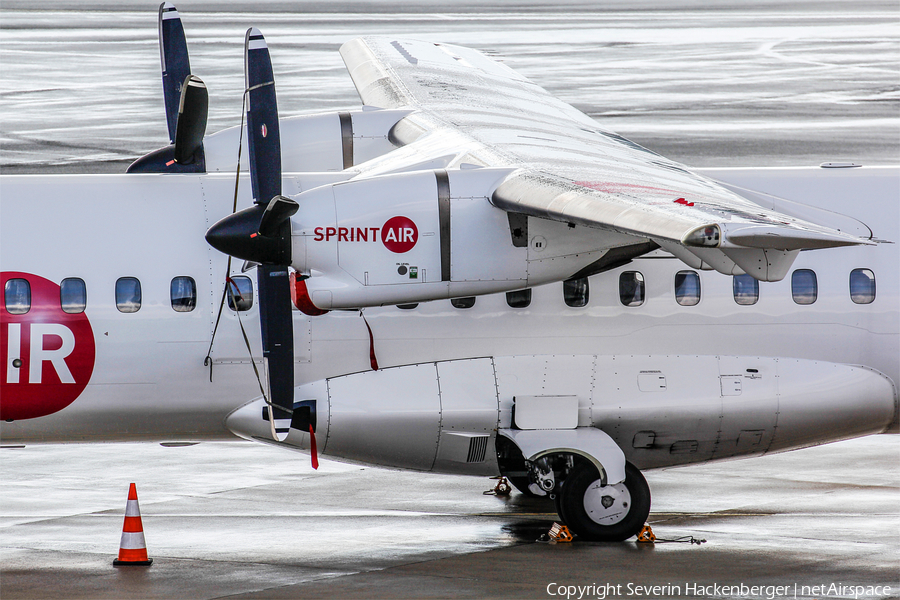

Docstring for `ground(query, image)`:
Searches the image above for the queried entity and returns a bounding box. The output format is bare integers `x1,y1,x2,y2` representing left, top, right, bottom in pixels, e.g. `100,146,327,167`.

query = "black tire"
554,487,568,524
508,476,544,498
557,461,650,542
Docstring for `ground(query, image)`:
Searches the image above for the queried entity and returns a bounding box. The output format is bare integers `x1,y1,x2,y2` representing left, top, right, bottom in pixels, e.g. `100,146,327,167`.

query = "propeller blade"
244,28,282,206
258,265,294,440
205,29,293,264
128,4,205,173
158,2,190,145
173,75,208,165
259,195,299,237
244,29,294,442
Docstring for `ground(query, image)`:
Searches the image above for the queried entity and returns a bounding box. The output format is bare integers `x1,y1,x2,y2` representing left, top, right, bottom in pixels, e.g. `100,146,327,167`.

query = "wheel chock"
548,522,574,543
483,476,512,496
636,524,656,544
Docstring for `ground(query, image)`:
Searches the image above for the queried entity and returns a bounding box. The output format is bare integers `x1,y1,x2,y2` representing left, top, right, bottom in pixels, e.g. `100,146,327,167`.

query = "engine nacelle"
290,168,641,311
202,107,413,173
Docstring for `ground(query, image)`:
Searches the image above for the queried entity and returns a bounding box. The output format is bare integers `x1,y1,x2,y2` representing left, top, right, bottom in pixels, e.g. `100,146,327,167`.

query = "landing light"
682,224,720,248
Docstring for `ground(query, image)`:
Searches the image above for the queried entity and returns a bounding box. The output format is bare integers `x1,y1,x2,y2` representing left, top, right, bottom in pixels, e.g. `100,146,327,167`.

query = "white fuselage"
1,166,897,472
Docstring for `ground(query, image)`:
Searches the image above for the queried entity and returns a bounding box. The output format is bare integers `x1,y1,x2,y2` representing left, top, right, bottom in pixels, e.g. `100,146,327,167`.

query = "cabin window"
4,278,30,314
397,303,418,310
226,276,253,312
618,272,643,307
171,276,196,312
116,277,142,313
506,288,532,309
791,269,817,305
674,270,701,306
451,297,476,309
564,277,589,308
849,269,876,304
60,278,87,314
733,274,759,305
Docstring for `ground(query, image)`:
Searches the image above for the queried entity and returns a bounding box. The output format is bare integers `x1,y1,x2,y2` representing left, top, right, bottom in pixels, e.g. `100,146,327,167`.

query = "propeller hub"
206,204,292,265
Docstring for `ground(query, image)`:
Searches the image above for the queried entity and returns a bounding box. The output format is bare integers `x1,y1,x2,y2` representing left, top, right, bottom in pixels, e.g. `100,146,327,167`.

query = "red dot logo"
1,272,95,420
381,216,418,253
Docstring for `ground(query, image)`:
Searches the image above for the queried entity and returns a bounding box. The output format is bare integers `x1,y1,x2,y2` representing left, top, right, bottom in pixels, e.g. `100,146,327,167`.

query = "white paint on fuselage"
0,166,896,442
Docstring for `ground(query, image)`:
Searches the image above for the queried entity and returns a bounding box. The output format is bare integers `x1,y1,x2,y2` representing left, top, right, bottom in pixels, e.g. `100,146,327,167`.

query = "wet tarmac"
1,436,897,599
1,1,898,170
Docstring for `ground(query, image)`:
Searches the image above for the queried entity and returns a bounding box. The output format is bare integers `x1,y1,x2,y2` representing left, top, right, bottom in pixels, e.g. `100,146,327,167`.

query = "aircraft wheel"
558,461,650,542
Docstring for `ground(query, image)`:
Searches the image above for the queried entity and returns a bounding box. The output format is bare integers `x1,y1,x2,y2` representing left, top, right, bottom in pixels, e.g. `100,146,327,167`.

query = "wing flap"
492,171,698,242
493,172,868,247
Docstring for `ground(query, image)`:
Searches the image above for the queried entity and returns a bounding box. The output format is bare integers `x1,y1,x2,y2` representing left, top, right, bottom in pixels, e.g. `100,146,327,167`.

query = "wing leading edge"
339,37,871,282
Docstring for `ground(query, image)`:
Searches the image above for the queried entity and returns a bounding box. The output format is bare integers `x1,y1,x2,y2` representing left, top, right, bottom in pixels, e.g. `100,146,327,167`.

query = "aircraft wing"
340,37,871,281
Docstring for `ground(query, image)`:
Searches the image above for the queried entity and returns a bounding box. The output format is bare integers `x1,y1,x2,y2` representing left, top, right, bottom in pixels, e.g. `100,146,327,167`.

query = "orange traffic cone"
113,483,153,566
